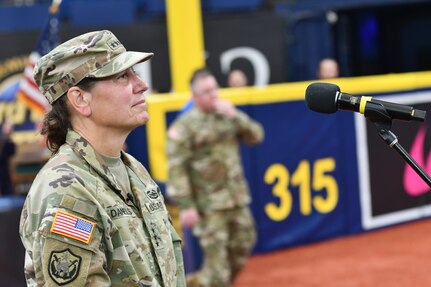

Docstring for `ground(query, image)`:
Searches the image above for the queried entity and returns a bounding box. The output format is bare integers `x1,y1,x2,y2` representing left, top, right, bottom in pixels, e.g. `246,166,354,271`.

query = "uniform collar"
64,129,160,204
65,129,124,193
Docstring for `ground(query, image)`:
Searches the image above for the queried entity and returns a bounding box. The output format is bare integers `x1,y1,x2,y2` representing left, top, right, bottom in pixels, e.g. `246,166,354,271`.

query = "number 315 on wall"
264,157,338,221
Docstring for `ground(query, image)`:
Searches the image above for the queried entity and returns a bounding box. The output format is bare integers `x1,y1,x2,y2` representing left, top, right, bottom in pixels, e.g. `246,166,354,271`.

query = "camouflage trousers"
188,206,257,287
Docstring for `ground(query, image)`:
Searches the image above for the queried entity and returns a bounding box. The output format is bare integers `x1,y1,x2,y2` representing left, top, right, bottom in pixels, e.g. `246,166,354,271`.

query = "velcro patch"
51,210,95,244
48,248,81,285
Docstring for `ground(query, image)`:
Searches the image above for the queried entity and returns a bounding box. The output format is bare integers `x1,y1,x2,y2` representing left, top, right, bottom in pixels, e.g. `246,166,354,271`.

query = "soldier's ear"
66,87,92,117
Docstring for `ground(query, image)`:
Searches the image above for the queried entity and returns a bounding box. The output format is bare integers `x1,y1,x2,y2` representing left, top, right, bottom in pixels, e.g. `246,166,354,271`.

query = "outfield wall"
143,71,431,253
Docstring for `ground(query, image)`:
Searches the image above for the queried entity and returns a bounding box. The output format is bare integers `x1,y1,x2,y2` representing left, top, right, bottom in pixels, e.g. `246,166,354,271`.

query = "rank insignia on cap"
51,210,95,244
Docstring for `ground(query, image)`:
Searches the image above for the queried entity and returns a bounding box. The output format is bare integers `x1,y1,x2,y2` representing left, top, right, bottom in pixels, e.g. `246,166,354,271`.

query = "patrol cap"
33,30,154,104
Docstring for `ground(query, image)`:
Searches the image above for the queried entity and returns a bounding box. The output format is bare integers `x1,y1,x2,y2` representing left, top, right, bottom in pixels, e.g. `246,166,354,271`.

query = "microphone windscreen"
305,82,340,114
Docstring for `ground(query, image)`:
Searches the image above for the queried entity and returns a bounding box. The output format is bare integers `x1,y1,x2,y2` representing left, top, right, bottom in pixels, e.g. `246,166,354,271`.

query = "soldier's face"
88,67,150,129
192,76,219,113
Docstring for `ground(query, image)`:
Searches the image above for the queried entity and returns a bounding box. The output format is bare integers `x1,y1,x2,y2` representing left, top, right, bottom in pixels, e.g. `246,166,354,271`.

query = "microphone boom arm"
365,101,431,188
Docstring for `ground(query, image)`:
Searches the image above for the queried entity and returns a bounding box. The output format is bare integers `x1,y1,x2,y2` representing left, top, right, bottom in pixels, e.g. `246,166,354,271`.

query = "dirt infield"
233,219,431,287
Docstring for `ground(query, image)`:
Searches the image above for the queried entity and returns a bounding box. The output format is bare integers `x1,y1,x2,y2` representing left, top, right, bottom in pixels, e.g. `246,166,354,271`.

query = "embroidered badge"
145,188,160,200
48,248,81,285
145,201,164,213
107,205,134,219
51,210,95,244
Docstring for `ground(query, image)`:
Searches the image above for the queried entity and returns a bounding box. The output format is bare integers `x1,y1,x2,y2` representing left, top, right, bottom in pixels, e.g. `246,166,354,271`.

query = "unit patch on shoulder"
51,210,95,244
48,248,81,285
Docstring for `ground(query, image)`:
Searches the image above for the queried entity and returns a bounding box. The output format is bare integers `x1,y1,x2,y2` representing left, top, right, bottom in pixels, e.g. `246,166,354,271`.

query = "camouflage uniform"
20,129,186,286
167,106,264,287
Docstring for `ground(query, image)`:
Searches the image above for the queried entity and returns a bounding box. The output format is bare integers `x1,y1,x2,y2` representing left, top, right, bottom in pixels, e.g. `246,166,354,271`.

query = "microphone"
305,82,426,122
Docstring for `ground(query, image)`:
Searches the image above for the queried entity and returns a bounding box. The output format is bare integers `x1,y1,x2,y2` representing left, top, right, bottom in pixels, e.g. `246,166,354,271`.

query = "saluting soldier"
19,30,186,287
166,68,264,287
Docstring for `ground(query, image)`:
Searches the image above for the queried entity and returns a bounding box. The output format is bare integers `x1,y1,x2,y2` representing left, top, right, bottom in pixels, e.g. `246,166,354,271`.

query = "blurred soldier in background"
179,68,250,116
166,68,264,287
19,30,186,287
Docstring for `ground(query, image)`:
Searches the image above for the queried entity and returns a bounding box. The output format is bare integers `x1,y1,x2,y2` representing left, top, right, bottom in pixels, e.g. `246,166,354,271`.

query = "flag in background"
17,0,61,116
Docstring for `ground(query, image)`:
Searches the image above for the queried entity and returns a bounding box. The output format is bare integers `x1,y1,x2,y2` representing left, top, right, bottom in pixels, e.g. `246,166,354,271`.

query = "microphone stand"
364,102,431,188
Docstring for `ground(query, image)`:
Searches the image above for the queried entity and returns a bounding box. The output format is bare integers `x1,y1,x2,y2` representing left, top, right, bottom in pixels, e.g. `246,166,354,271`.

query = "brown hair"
41,78,98,154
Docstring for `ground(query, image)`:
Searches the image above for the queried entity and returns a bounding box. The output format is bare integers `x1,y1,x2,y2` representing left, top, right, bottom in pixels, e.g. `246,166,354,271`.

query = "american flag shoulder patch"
51,210,95,244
